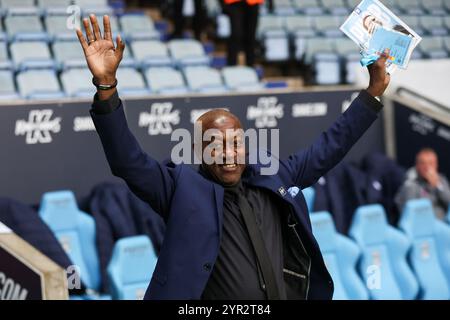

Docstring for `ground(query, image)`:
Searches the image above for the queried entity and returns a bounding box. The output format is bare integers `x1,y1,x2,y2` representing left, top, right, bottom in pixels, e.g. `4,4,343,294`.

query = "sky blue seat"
130,40,173,68
284,15,316,38
39,190,102,293
419,16,447,36
107,235,157,300
5,14,49,42
301,187,315,212
321,0,349,15
314,15,346,38
10,41,56,71
119,14,160,41
349,204,419,300
168,39,210,67
292,0,324,15
17,69,65,99
45,15,79,41
399,199,450,300
418,37,449,59
116,67,151,97
183,66,227,93
38,0,73,15
74,0,112,15
311,211,369,300
145,67,188,95
0,70,18,100
221,66,264,92
52,41,86,70
60,68,96,98
396,0,425,15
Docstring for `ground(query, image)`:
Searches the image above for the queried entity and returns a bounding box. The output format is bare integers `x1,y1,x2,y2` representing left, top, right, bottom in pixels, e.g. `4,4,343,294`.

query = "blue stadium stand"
0,70,19,100
168,39,210,67
130,40,173,68
10,41,55,71
107,235,157,300
145,67,188,95
119,13,161,41
5,13,49,43
301,187,315,212
399,199,450,300
222,66,264,92
17,69,65,99
349,204,419,300
39,190,108,299
292,0,324,15
116,67,151,97
52,41,86,70
183,66,228,93
311,211,369,300
60,68,96,98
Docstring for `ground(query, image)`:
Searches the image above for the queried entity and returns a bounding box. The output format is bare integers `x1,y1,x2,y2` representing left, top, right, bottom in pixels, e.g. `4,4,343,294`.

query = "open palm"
76,15,125,84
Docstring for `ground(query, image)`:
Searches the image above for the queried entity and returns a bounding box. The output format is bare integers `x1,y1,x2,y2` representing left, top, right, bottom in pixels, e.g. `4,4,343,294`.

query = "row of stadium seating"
0,65,264,100
34,187,450,300
38,190,156,300
302,187,450,300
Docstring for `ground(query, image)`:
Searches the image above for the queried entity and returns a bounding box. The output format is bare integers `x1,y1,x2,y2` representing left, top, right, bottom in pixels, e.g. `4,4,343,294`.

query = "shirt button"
203,263,212,272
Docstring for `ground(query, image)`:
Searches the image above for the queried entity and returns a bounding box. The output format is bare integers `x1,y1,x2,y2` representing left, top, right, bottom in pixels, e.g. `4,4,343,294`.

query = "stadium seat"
311,212,369,300
168,39,210,67
349,204,419,300
419,16,448,36
74,0,112,15
0,0,35,10
119,14,160,41
45,15,80,41
284,15,316,38
334,38,360,84
39,190,102,293
107,235,157,300
116,67,151,97
52,41,86,70
418,37,449,59
60,68,96,97
183,66,227,93
345,0,360,10
301,187,315,212
0,70,19,100
321,0,349,15
10,41,55,71
130,40,172,68
5,15,49,42
38,0,73,14
443,17,450,33
401,15,424,36
216,13,231,38
422,0,447,15
263,31,290,61
0,41,12,70
257,15,284,38
292,0,324,15
396,0,424,15
145,67,188,94
221,66,264,92
272,0,296,15
399,199,450,299
314,15,346,38
17,70,65,99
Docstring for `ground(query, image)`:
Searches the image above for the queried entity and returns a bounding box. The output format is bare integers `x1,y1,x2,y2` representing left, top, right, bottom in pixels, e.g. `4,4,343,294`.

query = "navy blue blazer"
91,90,382,300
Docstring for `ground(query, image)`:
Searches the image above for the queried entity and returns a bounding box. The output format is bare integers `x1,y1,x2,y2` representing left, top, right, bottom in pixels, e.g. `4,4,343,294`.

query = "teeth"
223,164,236,168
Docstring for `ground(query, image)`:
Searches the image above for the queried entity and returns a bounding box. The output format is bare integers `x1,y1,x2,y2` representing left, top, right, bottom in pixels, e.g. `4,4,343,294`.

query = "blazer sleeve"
90,98,176,220
284,90,383,189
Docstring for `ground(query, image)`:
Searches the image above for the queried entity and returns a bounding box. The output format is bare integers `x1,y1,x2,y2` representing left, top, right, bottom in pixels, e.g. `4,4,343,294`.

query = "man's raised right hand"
76,14,125,87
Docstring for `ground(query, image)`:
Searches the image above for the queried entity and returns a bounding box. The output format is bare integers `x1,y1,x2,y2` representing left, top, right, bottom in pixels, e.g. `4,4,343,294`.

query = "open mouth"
220,163,238,172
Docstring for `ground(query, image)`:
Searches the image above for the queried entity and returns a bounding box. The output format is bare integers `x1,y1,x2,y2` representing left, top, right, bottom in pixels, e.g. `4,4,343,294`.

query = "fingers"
377,48,390,66
90,14,102,41
103,15,112,41
76,28,88,52
83,17,95,43
115,34,125,59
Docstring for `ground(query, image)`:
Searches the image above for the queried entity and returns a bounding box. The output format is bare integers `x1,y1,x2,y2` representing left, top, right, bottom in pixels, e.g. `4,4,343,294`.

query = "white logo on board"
15,110,61,144
139,102,180,135
247,97,284,128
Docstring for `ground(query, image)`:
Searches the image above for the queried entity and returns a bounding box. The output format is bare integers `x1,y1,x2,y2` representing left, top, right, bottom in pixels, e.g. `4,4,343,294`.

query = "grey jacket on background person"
395,169,450,220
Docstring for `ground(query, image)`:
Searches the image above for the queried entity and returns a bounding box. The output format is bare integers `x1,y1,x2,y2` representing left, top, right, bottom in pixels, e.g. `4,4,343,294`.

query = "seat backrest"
0,70,16,94
10,41,52,65
420,37,444,51
39,190,101,291
120,14,155,33
399,199,450,299
168,39,206,61
107,235,157,300
284,15,313,33
311,211,369,300
301,187,315,212
184,66,224,91
17,70,62,98
5,15,44,35
52,41,85,63
0,0,35,8
131,40,169,61
257,15,284,36
38,0,72,8
74,0,109,8
221,66,259,89
349,204,417,299
145,67,186,93
61,68,96,97
46,15,81,37
116,68,147,90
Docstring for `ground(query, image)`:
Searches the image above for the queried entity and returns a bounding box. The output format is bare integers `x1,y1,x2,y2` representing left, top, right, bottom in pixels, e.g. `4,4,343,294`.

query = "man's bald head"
195,108,246,186
196,109,243,132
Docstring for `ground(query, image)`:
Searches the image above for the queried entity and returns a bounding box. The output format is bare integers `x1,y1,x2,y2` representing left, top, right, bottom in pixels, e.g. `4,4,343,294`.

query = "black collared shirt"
201,181,287,300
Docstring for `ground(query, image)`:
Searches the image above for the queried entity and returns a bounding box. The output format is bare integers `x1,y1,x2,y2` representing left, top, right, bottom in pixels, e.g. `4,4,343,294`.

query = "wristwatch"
92,77,118,90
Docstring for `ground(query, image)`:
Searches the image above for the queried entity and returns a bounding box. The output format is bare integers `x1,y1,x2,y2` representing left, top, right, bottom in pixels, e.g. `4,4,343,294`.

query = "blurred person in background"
171,0,207,40
222,0,263,66
395,148,450,220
